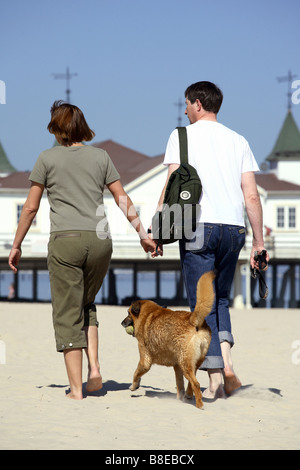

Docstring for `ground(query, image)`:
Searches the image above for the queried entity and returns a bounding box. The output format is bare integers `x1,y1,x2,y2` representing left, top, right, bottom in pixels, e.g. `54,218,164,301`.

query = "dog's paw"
184,393,193,401
177,390,185,401
129,380,141,391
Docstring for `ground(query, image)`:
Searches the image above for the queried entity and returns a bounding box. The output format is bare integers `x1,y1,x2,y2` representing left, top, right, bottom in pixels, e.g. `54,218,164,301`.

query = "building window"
17,204,23,223
289,207,296,228
277,207,285,228
17,204,37,226
276,206,296,229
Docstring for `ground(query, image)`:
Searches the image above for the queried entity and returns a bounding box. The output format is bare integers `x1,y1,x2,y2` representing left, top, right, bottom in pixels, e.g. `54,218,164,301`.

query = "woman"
8,100,160,400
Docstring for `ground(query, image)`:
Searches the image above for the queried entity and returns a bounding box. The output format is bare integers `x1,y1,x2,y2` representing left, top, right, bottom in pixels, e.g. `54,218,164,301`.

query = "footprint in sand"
230,384,283,401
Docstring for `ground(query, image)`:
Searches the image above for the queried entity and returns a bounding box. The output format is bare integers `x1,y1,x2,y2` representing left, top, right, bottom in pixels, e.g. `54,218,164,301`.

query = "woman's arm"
8,182,44,272
106,179,162,257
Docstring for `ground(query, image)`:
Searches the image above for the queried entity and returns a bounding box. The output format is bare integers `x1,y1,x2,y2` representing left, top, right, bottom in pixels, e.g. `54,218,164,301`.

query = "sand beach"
0,301,299,450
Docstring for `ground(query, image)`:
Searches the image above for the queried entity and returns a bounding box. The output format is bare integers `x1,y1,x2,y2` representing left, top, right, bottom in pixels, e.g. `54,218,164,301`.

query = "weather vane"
174,98,185,126
52,66,78,103
277,70,297,111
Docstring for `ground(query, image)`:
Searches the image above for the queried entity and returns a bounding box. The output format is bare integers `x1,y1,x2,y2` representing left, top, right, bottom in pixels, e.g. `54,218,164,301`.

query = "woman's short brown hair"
47,100,95,146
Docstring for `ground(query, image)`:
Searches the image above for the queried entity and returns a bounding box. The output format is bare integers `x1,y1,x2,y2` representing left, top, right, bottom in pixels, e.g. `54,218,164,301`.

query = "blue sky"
1,0,300,171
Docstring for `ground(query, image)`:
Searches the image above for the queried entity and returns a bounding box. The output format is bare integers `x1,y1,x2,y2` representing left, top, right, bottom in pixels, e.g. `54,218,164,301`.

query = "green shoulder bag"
152,127,202,247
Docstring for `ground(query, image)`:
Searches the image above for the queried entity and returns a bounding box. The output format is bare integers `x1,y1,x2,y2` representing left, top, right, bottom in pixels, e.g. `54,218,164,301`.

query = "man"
156,81,269,399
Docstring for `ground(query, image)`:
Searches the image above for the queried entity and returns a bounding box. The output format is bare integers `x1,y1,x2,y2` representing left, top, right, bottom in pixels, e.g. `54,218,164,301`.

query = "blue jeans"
179,223,245,370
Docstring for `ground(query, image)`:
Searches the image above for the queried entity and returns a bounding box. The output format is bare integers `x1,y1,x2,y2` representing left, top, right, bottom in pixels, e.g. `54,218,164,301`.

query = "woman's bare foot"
86,369,103,393
63,348,83,400
66,389,83,400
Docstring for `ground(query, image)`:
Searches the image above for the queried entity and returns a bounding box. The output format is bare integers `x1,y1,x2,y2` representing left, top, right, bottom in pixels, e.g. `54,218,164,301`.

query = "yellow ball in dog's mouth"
125,325,134,336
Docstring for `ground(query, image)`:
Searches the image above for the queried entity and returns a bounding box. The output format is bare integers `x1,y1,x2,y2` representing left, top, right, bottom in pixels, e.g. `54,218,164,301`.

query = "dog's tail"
189,271,215,329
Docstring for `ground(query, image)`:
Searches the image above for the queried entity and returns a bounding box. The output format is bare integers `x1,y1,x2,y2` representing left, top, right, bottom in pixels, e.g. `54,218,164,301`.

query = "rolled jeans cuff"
199,355,224,370
219,331,234,347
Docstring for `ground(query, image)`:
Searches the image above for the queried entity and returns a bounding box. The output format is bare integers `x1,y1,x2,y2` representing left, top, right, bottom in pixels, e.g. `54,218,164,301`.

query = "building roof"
1,145,300,196
267,111,300,161
0,171,31,189
255,172,300,191
92,140,164,185
0,140,164,189
0,141,16,175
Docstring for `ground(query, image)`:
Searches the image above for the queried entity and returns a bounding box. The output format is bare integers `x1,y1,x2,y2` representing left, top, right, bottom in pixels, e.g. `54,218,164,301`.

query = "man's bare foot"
202,384,225,400
202,369,225,400
86,371,103,393
223,369,241,395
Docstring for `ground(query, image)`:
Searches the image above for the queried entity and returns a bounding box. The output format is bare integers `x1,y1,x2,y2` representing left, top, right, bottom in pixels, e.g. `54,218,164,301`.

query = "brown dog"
121,271,215,409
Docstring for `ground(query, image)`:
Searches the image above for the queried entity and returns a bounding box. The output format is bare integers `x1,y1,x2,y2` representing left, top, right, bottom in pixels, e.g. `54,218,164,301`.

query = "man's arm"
241,171,269,268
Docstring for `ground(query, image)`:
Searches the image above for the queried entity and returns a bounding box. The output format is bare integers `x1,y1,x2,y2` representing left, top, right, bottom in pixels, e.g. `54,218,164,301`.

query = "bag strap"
176,127,188,164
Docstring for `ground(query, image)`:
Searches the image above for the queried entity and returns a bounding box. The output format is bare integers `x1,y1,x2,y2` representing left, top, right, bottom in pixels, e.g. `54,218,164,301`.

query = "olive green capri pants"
47,231,112,352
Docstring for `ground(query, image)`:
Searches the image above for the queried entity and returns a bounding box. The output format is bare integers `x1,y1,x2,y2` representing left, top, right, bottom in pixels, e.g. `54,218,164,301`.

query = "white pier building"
1,111,300,308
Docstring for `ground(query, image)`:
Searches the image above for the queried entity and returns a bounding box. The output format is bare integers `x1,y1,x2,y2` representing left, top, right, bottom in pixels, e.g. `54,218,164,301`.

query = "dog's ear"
131,301,141,316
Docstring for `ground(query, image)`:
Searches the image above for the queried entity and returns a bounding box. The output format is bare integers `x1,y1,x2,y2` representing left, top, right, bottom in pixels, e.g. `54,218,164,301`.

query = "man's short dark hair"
185,81,223,114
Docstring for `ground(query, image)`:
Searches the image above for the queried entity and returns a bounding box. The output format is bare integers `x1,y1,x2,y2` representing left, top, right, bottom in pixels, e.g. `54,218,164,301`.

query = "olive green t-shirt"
29,145,120,233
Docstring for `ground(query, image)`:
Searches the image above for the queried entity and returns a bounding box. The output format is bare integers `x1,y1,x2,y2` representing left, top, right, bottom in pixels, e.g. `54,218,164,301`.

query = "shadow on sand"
37,381,283,403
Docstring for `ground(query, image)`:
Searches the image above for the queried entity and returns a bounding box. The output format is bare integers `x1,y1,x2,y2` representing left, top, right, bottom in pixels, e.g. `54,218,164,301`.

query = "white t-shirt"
163,120,259,227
